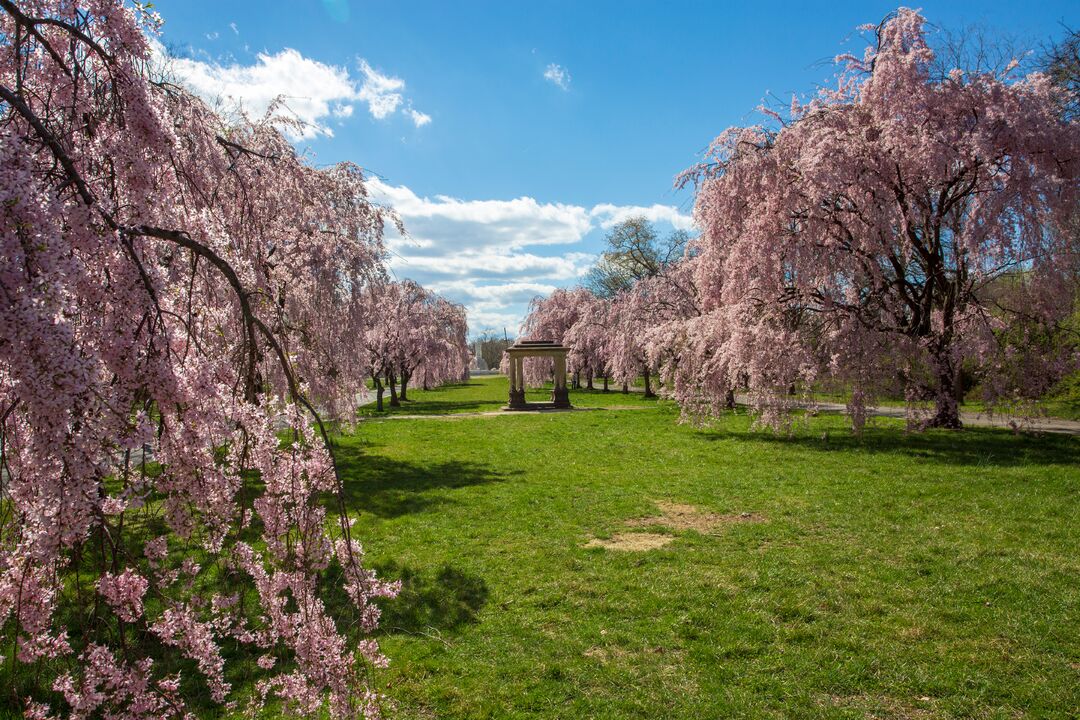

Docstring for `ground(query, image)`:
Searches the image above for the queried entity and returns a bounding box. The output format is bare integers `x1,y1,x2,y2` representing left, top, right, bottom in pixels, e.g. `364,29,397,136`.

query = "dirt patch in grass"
626,501,764,533
820,693,943,719
583,645,632,663
584,502,764,551
584,532,673,551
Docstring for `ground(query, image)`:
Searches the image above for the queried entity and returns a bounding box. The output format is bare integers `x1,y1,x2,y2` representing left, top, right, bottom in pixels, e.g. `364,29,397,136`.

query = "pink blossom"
98,570,149,623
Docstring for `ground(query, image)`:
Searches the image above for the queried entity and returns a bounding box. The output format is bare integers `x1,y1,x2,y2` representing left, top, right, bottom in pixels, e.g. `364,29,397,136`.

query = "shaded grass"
337,378,1080,719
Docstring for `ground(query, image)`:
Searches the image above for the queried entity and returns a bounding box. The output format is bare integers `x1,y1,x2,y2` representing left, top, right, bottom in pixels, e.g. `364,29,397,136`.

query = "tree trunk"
643,368,656,398
603,375,609,392
387,371,400,407
928,356,963,429
399,369,410,402
622,382,628,394
373,376,384,412
724,387,736,410
586,370,594,390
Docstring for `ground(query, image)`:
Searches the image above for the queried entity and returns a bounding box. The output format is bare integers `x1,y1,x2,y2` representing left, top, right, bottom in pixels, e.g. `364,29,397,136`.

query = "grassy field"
338,376,1080,719
358,376,657,417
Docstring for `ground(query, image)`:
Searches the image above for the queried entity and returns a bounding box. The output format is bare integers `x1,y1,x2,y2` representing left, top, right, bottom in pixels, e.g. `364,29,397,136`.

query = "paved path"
799,398,1080,435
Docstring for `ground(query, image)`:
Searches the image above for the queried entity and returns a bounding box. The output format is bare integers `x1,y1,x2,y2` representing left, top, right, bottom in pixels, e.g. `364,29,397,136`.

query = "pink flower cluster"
97,570,149,623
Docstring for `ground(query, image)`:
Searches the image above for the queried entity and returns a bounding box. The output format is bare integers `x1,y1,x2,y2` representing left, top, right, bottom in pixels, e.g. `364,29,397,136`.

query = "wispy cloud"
157,43,431,138
407,108,432,127
356,59,404,119
543,63,571,90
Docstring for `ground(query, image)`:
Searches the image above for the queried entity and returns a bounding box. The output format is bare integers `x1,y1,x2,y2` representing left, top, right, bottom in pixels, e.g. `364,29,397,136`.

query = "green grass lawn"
337,376,1080,719
358,376,659,416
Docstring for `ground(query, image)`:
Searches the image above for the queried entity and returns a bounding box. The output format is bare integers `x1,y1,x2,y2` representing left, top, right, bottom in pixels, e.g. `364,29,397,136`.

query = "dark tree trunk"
621,382,628,394
399,369,410,402
387,371,400,407
643,368,656,398
586,370,594,390
373,376,385,412
603,375,609,392
724,387,736,410
928,355,963,429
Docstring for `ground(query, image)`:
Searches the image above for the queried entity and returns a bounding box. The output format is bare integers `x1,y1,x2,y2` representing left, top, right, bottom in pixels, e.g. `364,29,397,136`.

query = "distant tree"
475,332,512,371
584,217,689,298
1041,26,1080,119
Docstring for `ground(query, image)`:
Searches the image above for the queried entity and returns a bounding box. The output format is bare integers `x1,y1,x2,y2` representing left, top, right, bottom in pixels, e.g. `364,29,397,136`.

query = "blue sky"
152,0,1077,335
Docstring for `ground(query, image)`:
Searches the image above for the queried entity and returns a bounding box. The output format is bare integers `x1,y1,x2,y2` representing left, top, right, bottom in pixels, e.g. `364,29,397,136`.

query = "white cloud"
590,203,695,231
543,63,571,90
205,31,219,40
407,108,432,127
356,59,404,119
157,43,430,138
368,178,593,253
368,178,694,334
229,22,239,35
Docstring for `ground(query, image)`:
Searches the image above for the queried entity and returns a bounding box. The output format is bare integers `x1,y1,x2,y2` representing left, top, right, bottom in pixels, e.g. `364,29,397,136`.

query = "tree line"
522,9,1080,432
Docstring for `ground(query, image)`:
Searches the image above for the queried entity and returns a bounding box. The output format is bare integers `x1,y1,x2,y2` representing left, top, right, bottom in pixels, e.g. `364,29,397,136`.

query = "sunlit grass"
336,378,1080,719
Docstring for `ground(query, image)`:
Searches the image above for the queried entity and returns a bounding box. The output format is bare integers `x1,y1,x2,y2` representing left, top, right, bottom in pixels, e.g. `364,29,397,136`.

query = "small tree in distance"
585,216,690,298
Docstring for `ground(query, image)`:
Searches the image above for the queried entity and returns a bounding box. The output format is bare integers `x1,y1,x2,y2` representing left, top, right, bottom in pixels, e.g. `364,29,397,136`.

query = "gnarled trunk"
387,371,400,407
399,369,410,402
586,370,594,390
724,387,736,410
643,368,656,398
928,354,963,429
373,375,385,412
621,382,628,394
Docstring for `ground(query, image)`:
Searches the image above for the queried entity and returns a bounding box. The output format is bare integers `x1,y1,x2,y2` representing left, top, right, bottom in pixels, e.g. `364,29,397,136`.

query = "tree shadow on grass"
372,561,489,636
698,421,1080,468
376,398,508,415
333,442,519,518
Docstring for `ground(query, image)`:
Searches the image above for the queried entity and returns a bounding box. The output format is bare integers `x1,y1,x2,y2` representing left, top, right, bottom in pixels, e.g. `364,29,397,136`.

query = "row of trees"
359,279,470,412
522,9,1080,432
0,1,467,718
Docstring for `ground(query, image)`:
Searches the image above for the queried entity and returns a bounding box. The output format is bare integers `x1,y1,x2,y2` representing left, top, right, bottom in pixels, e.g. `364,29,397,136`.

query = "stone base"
551,386,571,409
508,388,527,410
503,402,573,412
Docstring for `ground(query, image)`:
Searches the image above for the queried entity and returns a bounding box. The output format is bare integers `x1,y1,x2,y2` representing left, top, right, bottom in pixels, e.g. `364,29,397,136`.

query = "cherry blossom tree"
520,288,591,387
358,279,470,410
682,8,1080,429
562,293,613,390
397,290,470,396
0,2,402,717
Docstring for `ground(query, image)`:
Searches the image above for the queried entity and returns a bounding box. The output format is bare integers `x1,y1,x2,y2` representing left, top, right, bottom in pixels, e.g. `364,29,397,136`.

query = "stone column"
552,351,570,408
508,353,526,409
